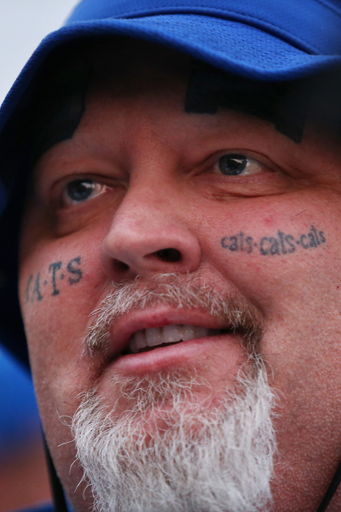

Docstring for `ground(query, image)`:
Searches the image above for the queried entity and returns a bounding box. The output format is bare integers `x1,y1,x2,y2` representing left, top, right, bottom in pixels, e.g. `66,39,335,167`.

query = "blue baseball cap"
1,0,341,369
1,0,341,138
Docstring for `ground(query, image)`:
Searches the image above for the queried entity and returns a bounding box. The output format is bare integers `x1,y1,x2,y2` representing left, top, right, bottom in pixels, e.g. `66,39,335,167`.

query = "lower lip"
105,334,245,375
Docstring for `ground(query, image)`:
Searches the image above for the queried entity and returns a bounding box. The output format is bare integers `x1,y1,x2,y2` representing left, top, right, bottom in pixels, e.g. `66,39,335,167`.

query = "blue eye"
218,154,248,175
67,179,95,202
63,179,107,206
217,153,264,177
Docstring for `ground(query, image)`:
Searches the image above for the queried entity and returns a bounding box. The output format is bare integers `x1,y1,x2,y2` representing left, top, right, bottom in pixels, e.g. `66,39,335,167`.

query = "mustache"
84,273,264,361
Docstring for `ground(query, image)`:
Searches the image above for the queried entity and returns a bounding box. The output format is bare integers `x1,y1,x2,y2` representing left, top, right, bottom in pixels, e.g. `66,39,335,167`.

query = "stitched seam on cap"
101,6,321,54
106,9,322,54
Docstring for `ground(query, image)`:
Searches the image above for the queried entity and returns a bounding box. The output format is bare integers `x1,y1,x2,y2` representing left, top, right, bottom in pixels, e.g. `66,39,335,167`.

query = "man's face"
19,42,341,511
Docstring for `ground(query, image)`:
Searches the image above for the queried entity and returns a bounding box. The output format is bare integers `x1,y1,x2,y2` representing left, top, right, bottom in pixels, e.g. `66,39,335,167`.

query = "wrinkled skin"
19,41,341,511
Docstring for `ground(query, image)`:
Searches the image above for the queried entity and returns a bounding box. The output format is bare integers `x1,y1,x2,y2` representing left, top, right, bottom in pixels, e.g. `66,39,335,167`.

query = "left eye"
62,179,107,205
218,154,261,176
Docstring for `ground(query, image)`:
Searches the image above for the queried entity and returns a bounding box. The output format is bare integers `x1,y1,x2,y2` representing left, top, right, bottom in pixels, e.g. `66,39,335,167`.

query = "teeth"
145,327,163,347
163,324,194,342
129,330,146,354
194,326,210,339
128,324,220,354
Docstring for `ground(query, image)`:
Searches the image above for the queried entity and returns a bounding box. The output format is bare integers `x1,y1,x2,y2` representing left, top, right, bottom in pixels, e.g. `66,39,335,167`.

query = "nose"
100,187,201,281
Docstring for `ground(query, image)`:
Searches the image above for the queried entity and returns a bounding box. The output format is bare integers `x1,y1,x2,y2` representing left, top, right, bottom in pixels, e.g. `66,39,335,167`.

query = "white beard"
72,359,277,512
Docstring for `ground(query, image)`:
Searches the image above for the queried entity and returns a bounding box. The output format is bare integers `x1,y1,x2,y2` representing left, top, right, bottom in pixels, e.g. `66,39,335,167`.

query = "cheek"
199,193,340,308
199,193,341,375
199,195,341,464
18,242,109,486
18,228,110,420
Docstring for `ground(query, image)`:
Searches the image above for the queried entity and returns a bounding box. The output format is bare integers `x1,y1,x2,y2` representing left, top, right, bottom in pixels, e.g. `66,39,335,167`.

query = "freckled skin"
18,41,341,511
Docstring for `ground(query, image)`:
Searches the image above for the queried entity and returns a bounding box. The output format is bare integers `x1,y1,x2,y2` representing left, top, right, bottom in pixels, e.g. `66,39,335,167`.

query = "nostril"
113,259,130,272
155,248,182,263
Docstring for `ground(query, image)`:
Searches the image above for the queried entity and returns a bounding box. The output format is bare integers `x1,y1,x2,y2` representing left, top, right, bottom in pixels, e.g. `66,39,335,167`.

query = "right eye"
62,179,108,206
217,154,262,176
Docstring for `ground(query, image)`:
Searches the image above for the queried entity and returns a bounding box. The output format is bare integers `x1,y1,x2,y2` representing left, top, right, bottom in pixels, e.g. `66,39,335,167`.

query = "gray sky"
0,0,79,105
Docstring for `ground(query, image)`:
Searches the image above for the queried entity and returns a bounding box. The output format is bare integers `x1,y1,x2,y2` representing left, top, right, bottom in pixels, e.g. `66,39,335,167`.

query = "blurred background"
0,2,79,510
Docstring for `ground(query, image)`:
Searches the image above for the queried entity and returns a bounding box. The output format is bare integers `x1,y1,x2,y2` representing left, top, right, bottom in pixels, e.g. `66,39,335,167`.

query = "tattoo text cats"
221,225,326,256
26,256,83,303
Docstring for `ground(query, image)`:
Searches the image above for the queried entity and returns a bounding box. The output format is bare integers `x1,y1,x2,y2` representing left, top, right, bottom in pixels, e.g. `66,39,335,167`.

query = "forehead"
84,40,299,140
28,38,199,167
33,36,341,158
28,37,341,180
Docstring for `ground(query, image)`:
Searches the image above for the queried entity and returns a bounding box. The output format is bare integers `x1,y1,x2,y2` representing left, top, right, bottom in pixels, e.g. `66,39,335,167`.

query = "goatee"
72,359,276,512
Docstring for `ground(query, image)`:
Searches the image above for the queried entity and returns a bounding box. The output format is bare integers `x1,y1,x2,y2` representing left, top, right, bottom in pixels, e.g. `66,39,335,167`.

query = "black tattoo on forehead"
26,256,83,304
221,225,326,256
185,64,311,143
0,44,93,195
30,52,91,163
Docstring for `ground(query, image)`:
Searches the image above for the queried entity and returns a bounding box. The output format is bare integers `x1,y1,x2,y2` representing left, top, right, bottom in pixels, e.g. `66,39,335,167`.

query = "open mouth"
125,325,234,355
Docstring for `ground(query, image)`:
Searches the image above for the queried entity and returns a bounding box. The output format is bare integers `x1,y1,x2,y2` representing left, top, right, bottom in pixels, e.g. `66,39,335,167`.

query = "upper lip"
103,306,238,362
